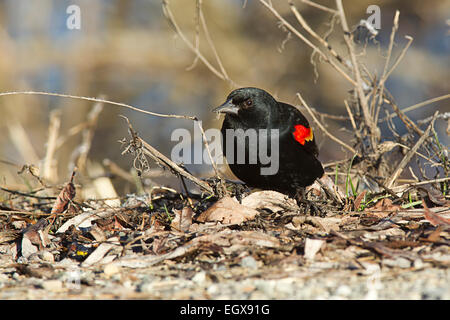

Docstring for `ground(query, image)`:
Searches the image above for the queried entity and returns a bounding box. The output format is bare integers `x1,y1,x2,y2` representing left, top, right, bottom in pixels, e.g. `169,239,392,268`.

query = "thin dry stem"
289,1,345,67
336,0,379,146
198,0,231,82
296,93,356,154
373,11,400,123
300,0,337,14
162,0,235,86
258,0,357,86
0,91,195,120
385,111,439,189
121,116,215,194
42,109,61,183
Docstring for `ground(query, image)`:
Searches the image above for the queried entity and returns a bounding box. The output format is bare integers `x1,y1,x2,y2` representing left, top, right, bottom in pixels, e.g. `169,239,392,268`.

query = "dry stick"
162,0,231,84
0,91,195,120
42,109,61,183
335,0,379,146
391,177,450,193
289,1,345,66
198,0,231,83
77,100,104,173
140,139,214,194
375,34,414,123
344,100,362,141
383,36,414,81
185,0,201,71
121,116,214,194
296,93,356,154
385,111,439,189
1,91,222,193
383,90,423,136
258,0,357,86
301,0,337,14
382,94,450,122
373,11,399,123
195,121,227,195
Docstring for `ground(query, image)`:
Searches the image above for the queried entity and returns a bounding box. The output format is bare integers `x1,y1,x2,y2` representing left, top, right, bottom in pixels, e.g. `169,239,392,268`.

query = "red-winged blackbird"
213,87,324,195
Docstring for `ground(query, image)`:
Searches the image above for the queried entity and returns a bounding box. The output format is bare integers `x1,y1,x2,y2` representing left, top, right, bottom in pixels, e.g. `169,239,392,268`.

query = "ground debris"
0,176,449,299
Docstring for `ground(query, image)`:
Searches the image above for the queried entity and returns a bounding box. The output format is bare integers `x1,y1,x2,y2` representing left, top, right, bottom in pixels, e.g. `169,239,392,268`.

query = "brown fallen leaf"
423,200,450,227
171,207,193,232
426,226,443,242
241,191,297,212
364,198,400,218
18,218,49,258
197,196,259,224
354,190,367,211
51,169,76,214
418,186,447,206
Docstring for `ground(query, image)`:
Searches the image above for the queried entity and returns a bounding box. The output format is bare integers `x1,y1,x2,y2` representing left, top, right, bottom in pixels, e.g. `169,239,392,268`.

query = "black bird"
213,87,324,195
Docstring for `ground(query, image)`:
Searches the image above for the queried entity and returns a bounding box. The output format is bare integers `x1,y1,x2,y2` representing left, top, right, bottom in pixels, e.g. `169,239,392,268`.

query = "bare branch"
296,93,357,155
336,0,379,146
258,0,357,86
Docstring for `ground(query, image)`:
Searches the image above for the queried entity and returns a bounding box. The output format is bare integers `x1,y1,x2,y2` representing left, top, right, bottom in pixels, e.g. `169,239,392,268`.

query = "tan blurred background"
0,0,448,193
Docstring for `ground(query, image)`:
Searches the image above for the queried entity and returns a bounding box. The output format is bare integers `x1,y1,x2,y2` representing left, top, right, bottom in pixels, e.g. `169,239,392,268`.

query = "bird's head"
213,87,277,127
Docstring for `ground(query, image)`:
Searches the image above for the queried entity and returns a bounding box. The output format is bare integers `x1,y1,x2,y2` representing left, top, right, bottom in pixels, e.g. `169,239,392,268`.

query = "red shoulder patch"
293,124,313,145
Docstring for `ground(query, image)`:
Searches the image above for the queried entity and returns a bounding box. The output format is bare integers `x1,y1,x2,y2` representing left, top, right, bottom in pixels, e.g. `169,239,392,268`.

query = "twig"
296,93,356,154
391,177,450,193
381,94,450,122
373,11,399,123
198,0,231,83
195,121,227,195
76,99,104,173
289,1,345,66
185,0,201,71
121,116,214,195
42,109,61,183
162,0,233,84
336,0,379,146
385,111,439,188
300,0,337,14
0,91,195,120
344,100,361,141
383,90,423,136
383,36,414,81
258,0,356,86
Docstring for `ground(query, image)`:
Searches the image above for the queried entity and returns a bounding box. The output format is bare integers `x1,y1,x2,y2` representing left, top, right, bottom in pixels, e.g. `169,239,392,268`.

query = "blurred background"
0,0,448,194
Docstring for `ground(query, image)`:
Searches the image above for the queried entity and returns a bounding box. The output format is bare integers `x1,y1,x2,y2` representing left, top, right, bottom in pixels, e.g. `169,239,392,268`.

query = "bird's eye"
244,99,253,108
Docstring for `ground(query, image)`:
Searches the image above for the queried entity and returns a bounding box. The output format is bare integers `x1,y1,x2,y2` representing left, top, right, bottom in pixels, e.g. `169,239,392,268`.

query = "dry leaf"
423,201,450,227
304,238,324,260
241,191,297,212
171,207,193,232
51,170,76,214
20,236,38,258
197,196,259,224
56,208,116,233
365,198,400,218
426,226,443,242
81,236,119,267
310,217,341,233
354,190,367,211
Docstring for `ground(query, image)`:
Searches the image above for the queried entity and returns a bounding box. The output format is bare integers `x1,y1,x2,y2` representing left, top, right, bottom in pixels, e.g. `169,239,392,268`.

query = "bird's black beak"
212,99,239,116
